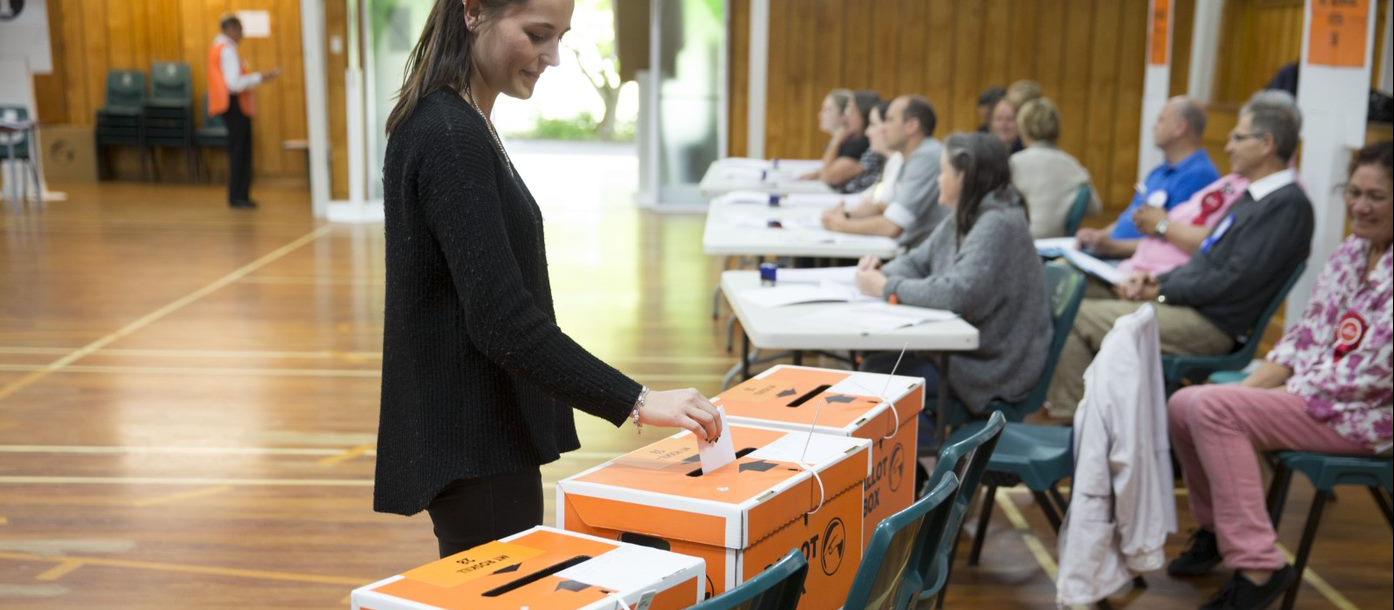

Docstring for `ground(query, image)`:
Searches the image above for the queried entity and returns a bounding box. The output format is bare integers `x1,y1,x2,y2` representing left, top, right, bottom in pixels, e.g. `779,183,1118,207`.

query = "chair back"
1007,262,1088,419
150,62,193,105
919,412,1007,595
843,472,959,610
105,70,147,110
0,105,30,154
690,548,809,610
1162,260,1306,390
1063,184,1093,236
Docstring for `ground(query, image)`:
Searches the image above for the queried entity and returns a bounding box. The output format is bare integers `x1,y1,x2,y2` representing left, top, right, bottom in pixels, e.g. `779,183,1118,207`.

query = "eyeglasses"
1344,186,1391,205
1228,131,1264,143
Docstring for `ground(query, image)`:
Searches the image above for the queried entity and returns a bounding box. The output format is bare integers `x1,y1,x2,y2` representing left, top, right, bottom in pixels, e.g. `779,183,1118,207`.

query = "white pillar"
300,0,331,218
1186,0,1226,103
1291,0,1378,324
745,0,769,159
1138,0,1174,181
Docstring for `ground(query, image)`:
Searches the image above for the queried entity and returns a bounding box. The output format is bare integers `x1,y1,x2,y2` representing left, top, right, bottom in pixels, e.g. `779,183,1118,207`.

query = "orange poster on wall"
1150,0,1171,65
1309,0,1370,68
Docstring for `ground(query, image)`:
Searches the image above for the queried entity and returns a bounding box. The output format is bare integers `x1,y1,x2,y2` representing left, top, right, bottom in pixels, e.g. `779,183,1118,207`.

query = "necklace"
462,87,514,173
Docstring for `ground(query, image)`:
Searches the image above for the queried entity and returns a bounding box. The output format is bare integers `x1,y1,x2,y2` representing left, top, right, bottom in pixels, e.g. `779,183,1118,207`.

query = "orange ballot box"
350,526,705,610
715,365,924,546
557,423,872,610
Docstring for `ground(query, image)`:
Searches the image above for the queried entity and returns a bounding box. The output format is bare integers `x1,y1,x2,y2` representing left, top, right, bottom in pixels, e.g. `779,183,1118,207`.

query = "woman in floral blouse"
1164,141,1392,610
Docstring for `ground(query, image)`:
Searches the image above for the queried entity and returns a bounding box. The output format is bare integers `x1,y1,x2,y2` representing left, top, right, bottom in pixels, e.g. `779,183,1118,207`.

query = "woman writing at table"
855,132,1052,444
376,0,721,558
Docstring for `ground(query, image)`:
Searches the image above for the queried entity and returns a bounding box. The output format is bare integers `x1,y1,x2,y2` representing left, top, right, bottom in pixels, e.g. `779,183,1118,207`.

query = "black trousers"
222,96,253,203
426,468,543,558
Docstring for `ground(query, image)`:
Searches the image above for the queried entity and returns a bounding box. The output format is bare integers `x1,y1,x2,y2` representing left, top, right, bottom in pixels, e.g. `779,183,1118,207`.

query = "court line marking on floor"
996,488,1356,610
130,485,235,508
0,226,333,405
0,550,367,587
34,559,84,582
0,363,727,384
0,446,622,463
1278,543,1359,610
0,476,371,487
993,491,1093,610
0,346,742,367
317,444,374,467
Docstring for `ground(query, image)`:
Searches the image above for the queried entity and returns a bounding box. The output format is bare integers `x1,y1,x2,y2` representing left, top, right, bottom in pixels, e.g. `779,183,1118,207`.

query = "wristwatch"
1153,219,1170,238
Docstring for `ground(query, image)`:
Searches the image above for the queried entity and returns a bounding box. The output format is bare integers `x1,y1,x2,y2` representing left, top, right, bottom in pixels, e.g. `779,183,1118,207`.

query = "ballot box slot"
685,447,758,477
787,384,832,408
480,555,592,597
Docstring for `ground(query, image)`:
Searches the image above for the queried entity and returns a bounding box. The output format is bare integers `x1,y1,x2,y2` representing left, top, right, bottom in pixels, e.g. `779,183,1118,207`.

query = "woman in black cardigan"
379,0,721,558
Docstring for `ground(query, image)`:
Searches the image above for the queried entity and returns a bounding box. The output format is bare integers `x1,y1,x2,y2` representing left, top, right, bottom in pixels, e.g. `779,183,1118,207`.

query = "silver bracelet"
631,386,649,433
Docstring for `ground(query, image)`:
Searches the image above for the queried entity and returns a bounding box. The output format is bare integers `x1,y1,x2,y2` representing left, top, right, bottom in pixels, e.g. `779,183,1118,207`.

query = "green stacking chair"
689,548,808,610
143,62,195,180
937,262,1087,430
1204,371,1393,610
1161,262,1306,394
919,411,1006,608
0,105,41,202
1063,183,1095,236
843,472,959,610
193,93,229,182
1266,451,1392,610
96,70,148,178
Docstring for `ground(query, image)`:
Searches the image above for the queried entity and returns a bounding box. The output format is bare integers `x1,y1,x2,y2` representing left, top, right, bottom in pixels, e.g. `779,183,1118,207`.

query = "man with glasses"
1047,90,1314,416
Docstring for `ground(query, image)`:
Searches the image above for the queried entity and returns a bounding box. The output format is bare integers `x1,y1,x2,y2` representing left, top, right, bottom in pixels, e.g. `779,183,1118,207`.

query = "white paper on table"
699,407,737,474
739,284,874,308
554,544,697,591
1062,249,1127,285
792,302,958,333
776,266,858,285
782,192,850,207
1034,237,1077,254
713,190,779,206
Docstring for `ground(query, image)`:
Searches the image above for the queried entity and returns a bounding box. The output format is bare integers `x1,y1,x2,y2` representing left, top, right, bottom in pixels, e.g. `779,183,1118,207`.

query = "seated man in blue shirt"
1076,97,1220,258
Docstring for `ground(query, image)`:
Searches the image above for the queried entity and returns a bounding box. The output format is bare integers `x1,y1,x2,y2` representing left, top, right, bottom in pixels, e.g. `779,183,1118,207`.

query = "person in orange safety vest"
209,14,279,208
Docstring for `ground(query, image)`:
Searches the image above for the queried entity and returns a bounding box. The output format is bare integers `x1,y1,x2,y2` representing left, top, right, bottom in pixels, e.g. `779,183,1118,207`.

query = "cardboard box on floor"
716,365,924,546
350,526,704,610
557,423,871,610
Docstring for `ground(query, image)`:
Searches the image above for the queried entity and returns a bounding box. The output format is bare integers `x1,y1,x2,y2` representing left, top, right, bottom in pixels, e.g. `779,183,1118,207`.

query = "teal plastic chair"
959,423,1073,564
842,472,959,610
690,548,808,610
96,70,148,178
1161,262,1306,394
939,262,1087,429
193,94,228,182
918,411,1006,608
1063,183,1095,236
147,62,193,108
99,70,147,116
1264,452,1392,609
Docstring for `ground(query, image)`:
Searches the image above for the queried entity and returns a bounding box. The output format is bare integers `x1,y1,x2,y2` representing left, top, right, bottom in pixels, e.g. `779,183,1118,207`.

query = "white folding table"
720,270,979,443
702,197,900,259
698,159,833,197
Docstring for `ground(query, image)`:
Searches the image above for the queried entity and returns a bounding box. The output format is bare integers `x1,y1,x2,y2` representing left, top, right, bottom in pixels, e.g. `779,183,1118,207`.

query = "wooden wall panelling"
728,0,749,157
1170,0,1196,96
923,0,954,125
1111,0,1149,207
33,0,309,182
735,0,1154,221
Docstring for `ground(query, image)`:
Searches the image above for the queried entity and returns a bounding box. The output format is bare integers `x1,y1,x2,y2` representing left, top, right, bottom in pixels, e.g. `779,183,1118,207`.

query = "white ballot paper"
699,406,737,474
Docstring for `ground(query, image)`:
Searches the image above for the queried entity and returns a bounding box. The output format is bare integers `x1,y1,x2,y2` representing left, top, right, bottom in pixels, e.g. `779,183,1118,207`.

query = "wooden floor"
0,147,1388,609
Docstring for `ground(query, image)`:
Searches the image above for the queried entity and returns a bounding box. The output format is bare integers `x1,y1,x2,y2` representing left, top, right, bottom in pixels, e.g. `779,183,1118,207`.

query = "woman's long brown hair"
385,0,522,135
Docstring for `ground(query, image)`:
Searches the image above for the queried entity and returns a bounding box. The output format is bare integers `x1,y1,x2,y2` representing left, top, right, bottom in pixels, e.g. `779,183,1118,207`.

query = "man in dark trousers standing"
208,15,278,208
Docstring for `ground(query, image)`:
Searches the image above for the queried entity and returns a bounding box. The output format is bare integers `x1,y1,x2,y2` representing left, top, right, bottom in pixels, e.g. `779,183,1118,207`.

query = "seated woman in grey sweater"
855,132,1053,449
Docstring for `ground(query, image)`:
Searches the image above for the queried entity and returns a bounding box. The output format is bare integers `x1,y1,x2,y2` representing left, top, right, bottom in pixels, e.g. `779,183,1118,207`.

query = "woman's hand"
821,203,847,230
856,256,887,297
640,388,723,442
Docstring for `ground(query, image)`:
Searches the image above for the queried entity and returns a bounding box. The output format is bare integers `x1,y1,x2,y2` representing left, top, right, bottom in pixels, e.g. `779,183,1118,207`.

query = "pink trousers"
1168,384,1372,570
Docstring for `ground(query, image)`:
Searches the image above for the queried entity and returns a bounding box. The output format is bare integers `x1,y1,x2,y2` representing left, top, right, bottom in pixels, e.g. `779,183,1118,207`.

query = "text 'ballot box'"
717,365,924,546
557,423,871,610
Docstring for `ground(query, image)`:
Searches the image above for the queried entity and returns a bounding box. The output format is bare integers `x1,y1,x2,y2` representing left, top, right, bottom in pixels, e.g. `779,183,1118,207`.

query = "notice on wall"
236,10,271,38
1149,0,1171,65
1309,0,1369,68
